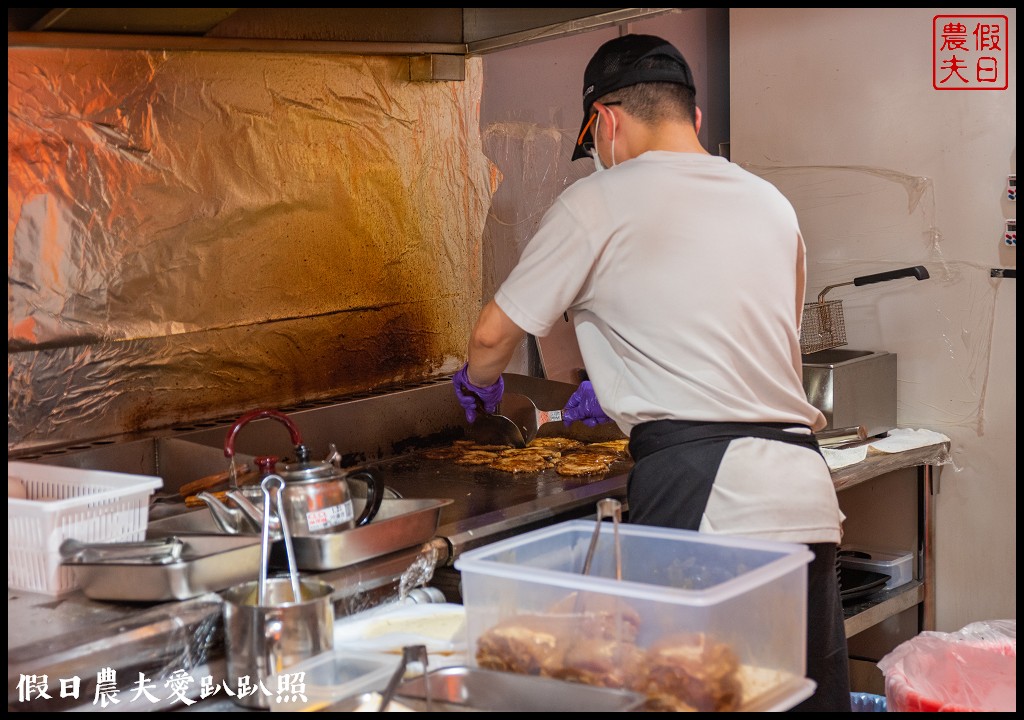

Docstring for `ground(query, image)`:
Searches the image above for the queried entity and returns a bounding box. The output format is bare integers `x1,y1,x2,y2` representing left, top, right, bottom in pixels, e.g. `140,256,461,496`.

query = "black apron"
626,419,850,711
626,419,823,529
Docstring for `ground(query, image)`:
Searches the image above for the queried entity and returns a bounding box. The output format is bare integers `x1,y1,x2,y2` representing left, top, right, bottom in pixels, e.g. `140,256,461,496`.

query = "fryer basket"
799,266,930,355
800,299,847,354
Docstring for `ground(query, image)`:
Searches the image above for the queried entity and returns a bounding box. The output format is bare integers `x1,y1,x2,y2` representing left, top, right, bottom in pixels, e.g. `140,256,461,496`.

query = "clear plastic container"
266,649,400,712
839,545,914,590
456,520,815,712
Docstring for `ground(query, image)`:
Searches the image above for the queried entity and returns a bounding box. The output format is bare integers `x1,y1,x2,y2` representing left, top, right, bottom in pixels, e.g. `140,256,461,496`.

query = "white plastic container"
839,545,915,591
456,520,816,712
8,461,162,595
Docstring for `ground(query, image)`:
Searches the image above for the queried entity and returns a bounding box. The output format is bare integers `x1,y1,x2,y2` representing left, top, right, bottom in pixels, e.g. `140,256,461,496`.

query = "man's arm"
466,299,526,386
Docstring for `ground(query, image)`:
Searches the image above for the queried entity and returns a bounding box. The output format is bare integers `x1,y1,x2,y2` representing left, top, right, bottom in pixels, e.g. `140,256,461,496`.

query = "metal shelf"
833,441,949,640
843,580,925,638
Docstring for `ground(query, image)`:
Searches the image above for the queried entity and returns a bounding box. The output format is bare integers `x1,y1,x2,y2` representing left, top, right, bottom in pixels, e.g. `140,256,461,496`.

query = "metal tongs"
581,498,623,579
258,474,301,605
59,536,185,565
377,644,431,712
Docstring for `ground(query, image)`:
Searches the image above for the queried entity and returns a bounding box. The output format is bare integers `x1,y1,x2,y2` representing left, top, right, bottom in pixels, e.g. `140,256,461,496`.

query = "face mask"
589,112,615,173
590,115,606,172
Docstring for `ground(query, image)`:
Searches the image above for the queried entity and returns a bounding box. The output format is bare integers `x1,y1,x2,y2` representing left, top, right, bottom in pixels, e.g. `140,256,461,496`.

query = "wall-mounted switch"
1005,218,1016,246
1009,174,1017,201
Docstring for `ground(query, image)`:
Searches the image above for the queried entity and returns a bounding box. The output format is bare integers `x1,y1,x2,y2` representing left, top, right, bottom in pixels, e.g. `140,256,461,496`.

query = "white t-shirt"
495,151,826,435
495,151,842,544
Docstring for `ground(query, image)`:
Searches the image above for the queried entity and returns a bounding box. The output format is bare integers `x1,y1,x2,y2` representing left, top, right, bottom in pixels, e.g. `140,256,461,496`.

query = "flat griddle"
363,444,633,558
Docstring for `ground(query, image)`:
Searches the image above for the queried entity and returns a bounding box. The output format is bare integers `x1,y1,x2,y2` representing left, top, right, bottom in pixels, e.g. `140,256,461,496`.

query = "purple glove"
562,381,612,427
452,363,504,424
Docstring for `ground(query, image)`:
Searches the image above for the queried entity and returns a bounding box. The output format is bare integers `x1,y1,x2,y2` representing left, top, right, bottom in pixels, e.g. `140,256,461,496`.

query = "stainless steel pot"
221,577,335,709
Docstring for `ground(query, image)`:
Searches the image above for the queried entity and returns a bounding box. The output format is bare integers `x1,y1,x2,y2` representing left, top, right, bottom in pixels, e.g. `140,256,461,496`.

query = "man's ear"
694,106,702,134
594,102,612,140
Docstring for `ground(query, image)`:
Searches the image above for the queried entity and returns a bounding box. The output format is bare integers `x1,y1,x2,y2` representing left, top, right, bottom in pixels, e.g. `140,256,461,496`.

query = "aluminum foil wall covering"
8,48,492,453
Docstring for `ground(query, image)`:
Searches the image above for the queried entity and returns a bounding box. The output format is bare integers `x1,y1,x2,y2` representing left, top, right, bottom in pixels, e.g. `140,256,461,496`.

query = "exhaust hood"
8,8,680,55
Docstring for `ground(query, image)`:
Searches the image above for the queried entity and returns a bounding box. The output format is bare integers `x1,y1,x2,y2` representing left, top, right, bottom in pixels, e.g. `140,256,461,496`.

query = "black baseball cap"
571,34,696,161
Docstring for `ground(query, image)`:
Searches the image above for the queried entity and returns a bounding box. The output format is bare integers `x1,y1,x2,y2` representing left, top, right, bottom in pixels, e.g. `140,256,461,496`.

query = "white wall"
730,8,1016,632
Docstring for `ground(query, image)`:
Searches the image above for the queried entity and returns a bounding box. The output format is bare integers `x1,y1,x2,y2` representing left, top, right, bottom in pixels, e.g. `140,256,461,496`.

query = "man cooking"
452,33,849,712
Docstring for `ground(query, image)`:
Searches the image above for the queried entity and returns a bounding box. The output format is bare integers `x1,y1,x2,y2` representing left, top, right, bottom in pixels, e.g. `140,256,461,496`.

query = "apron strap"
629,419,823,463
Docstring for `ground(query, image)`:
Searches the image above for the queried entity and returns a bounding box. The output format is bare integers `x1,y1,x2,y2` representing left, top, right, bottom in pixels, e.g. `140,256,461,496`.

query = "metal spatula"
499,392,564,446
465,405,527,448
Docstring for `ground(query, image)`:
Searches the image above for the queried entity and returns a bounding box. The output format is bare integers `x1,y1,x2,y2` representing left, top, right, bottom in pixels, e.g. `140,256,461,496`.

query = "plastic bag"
877,619,1016,712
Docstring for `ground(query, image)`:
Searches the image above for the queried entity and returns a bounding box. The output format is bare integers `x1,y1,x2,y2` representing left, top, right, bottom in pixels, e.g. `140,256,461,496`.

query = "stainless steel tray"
392,665,646,712
146,497,452,572
63,534,261,602
281,497,452,571
319,665,646,712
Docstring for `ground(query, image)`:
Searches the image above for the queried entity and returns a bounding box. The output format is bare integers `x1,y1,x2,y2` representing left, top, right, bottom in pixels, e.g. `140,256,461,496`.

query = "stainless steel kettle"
201,408,384,536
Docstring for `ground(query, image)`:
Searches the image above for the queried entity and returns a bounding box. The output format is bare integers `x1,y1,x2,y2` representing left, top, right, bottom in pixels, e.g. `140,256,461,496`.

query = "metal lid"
276,458,343,485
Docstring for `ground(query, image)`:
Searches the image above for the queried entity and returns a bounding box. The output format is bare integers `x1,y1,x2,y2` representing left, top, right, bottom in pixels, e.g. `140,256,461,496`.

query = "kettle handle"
348,471,385,527
224,409,304,459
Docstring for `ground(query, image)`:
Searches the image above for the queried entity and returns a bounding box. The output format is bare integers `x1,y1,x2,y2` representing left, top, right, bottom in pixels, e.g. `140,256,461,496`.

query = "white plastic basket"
8,461,163,596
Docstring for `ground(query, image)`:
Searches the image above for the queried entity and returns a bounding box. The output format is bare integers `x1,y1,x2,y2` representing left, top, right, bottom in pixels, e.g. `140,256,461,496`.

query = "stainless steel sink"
802,349,897,437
